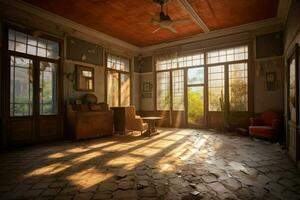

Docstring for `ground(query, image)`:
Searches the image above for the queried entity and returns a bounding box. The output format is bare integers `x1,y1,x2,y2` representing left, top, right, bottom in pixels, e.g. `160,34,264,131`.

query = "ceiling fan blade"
152,27,161,33
171,19,192,26
166,26,177,33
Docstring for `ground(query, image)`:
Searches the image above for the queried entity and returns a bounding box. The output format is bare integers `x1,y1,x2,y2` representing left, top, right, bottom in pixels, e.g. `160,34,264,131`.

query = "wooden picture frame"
143,82,152,92
76,65,94,91
265,72,278,91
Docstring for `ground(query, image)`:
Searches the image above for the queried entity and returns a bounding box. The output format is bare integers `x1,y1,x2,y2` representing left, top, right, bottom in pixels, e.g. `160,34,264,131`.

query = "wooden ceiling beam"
177,0,210,33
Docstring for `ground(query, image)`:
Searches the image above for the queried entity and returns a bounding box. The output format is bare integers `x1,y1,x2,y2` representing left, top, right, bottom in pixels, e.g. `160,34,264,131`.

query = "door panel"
9,120,34,141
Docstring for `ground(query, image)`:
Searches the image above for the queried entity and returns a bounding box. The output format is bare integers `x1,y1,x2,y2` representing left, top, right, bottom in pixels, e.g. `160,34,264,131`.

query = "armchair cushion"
249,126,274,139
248,111,281,140
249,118,264,126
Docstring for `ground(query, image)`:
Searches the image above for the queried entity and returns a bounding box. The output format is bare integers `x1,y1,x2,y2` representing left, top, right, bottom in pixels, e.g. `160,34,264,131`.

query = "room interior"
0,0,300,199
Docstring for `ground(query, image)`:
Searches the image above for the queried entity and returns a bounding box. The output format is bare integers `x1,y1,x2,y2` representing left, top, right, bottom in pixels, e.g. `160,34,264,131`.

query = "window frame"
105,53,131,107
207,59,250,113
4,25,62,118
155,53,205,112
155,44,251,115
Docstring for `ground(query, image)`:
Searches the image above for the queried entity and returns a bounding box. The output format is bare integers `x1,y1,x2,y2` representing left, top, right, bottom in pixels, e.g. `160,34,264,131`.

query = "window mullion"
225,64,229,112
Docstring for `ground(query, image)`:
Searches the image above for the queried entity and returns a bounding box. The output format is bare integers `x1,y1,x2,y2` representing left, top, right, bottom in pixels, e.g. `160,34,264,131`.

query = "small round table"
142,117,162,136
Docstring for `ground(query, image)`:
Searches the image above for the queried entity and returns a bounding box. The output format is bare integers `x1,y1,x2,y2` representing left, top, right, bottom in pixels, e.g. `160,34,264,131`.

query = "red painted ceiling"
22,0,279,47
187,0,279,30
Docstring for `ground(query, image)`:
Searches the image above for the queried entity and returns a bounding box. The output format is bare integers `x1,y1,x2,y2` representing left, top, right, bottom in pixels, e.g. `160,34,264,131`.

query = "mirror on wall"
76,65,94,91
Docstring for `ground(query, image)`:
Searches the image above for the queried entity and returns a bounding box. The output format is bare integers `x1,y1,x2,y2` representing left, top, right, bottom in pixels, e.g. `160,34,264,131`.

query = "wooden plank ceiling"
22,0,279,47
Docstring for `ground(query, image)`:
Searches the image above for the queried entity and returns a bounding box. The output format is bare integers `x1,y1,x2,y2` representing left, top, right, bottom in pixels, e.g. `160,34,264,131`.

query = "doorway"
186,67,205,127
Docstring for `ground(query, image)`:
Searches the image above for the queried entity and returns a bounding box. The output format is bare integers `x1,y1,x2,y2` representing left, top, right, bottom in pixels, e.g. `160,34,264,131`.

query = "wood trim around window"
104,52,131,106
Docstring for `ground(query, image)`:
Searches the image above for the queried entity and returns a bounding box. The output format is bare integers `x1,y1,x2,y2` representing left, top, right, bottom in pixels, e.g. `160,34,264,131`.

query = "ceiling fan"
149,0,191,33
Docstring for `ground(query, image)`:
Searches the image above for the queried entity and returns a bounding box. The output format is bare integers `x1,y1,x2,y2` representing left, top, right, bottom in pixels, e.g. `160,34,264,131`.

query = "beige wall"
63,62,105,103
254,58,284,113
140,73,155,111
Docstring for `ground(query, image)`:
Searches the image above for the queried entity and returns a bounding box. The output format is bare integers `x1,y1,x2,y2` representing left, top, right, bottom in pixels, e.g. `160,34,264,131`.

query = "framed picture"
76,65,94,91
265,72,277,91
143,82,152,92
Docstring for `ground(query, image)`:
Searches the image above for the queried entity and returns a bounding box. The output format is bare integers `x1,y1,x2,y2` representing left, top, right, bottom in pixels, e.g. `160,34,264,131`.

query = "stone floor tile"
73,193,93,200
0,128,300,200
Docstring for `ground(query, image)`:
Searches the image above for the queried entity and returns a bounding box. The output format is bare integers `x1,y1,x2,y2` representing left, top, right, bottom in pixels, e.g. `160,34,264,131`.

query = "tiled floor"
0,128,300,200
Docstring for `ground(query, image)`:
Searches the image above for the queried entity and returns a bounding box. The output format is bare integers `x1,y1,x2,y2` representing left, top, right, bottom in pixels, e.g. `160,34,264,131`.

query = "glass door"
10,56,34,117
186,67,205,126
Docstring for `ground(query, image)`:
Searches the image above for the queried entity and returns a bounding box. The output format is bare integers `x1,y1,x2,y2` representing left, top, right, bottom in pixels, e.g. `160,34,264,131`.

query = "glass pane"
107,71,119,107
229,63,248,111
15,32,27,43
120,73,130,106
207,45,248,64
188,67,204,85
9,29,15,40
38,38,47,48
10,56,33,116
15,42,26,53
27,35,37,46
208,65,225,111
47,41,59,52
107,54,130,72
156,71,170,110
38,48,47,57
188,86,204,125
172,70,184,111
27,45,37,56
8,29,59,60
290,58,296,122
47,50,59,59
8,41,15,51
40,61,58,115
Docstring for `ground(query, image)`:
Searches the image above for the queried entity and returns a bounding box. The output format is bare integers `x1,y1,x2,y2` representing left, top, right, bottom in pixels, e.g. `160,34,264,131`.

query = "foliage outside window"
229,63,248,111
155,46,248,114
8,29,59,117
187,67,205,125
156,71,170,110
10,56,33,116
156,54,204,111
172,70,184,111
106,54,130,107
120,73,130,106
208,65,225,111
40,61,58,115
107,71,119,107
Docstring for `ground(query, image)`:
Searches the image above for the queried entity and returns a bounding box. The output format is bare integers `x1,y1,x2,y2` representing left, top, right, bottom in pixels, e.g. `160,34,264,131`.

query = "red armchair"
249,111,281,140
